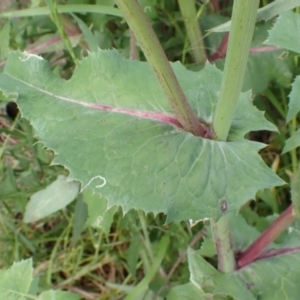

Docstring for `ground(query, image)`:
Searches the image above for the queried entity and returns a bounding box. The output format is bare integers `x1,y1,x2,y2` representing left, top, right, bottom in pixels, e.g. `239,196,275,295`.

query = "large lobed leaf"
0,50,284,221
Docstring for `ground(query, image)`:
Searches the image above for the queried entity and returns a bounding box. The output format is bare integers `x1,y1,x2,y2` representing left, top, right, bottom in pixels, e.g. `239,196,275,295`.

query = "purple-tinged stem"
255,246,300,261
208,33,229,62
237,205,296,269
250,46,280,53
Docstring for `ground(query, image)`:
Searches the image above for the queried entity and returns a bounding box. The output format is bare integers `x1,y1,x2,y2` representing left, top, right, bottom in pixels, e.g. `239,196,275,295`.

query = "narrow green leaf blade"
72,195,88,243
39,290,81,300
0,5,122,19
126,235,141,278
124,235,169,300
71,13,99,52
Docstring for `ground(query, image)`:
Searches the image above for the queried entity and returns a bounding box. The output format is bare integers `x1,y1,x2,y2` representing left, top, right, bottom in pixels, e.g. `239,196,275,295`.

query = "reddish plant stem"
250,46,280,53
256,246,300,261
130,31,139,60
208,36,279,62
210,0,220,11
208,33,229,62
237,205,296,269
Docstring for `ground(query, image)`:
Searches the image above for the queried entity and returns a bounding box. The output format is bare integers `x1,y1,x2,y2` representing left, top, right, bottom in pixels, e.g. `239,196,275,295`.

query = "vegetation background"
0,0,297,299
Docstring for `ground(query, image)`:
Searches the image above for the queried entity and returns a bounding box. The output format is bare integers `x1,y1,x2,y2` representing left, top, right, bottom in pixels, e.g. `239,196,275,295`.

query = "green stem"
178,0,207,64
138,210,153,260
289,117,298,174
114,0,207,137
0,5,122,19
46,0,78,65
291,163,300,215
264,89,285,119
211,215,236,273
0,113,19,159
124,235,169,300
129,31,139,60
279,87,298,173
213,0,260,140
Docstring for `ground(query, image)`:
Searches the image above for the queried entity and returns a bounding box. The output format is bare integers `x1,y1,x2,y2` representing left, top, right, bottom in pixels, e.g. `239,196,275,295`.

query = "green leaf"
256,189,278,212
83,189,117,234
186,249,236,299
0,259,81,299
72,194,88,243
24,175,80,223
241,252,300,299
265,11,300,123
228,91,276,139
0,259,33,299
28,276,39,296
291,164,300,215
265,11,300,54
242,50,293,93
210,0,300,32
285,65,300,127
0,50,284,222
188,248,218,290
124,235,169,300
282,129,300,154
186,246,300,299
215,21,294,94
0,5,122,19
287,76,300,123
39,290,81,300
167,283,206,300
127,234,141,278
181,218,300,300
71,13,99,52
